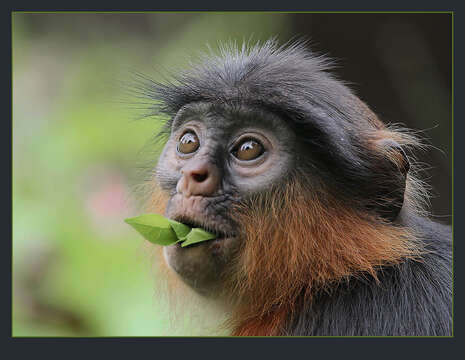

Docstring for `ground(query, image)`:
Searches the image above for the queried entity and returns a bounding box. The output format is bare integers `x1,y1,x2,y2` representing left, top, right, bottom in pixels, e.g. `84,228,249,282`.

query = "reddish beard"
224,177,422,336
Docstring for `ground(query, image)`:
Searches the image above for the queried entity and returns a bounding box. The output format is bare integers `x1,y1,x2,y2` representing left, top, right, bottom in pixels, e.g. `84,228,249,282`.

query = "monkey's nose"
177,159,220,197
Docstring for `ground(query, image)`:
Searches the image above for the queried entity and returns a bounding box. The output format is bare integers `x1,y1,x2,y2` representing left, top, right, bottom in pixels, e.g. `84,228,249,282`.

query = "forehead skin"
156,102,297,195
171,102,294,139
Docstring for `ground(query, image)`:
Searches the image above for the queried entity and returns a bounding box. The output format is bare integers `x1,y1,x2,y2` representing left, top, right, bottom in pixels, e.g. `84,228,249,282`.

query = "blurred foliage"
12,12,292,336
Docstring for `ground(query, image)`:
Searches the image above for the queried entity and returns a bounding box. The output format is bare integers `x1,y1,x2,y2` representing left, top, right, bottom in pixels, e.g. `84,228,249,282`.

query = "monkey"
134,40,452,336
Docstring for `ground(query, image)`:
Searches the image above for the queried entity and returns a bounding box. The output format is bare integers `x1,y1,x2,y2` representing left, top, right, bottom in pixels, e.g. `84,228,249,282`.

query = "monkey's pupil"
178,132,199,154
235,140,263,161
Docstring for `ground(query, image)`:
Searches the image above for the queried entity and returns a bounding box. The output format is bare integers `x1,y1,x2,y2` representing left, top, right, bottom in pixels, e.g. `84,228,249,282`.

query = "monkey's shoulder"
287,217,452,336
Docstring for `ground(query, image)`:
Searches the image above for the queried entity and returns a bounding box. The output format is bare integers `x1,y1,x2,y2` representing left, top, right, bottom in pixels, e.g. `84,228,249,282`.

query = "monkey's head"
140,40,424,331
156,100,297,294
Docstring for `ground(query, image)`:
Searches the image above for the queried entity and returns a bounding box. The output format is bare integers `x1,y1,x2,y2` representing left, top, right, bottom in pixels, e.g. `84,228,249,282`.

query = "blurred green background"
12,12,452,337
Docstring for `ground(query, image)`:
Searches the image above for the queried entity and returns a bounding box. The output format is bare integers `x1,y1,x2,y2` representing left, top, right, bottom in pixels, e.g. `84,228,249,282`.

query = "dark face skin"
155,102,296,295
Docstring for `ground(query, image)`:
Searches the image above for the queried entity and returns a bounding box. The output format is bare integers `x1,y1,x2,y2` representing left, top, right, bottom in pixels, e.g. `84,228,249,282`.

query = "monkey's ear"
380,139,410,175
374,139,410,222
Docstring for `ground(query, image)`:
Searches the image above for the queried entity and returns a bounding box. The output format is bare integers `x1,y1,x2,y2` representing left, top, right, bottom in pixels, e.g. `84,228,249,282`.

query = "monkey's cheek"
209,236,241,257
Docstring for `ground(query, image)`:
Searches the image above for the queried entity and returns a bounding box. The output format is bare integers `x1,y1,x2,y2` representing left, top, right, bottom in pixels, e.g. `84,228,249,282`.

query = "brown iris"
233,138,264,161
177,131,200,154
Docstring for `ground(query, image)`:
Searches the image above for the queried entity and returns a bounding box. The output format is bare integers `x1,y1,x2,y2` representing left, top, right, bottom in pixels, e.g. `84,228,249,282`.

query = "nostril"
180,162,219,196
192,172,208,183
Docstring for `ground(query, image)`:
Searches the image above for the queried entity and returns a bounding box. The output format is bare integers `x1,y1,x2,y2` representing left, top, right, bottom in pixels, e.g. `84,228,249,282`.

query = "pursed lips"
166,193,238,243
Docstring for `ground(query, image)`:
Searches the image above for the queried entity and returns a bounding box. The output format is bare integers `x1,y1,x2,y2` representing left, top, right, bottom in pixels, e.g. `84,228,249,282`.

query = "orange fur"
145,179,169,214
231,307,287,336
225,177,423,336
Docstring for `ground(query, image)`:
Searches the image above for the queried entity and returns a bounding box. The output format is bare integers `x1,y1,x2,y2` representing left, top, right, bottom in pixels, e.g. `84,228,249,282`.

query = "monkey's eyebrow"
171,103,209,131
171,101,293,135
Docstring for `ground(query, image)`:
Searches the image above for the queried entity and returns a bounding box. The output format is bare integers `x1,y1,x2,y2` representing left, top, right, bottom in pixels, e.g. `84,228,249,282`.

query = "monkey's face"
155,102,296,295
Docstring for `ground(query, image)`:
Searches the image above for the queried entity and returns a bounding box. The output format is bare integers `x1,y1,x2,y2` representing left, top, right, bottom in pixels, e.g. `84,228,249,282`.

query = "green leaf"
181,228,217,247
124,214,178,246
125,213,171,228
124,214,216,247
167,219,191,239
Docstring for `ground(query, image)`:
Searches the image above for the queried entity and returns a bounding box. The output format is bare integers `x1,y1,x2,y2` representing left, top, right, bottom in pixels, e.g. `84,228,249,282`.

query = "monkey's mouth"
173,216,237,245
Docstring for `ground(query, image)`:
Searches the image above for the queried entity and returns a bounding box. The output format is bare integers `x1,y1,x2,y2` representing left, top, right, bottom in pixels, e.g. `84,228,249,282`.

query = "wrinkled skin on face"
155,102,296,296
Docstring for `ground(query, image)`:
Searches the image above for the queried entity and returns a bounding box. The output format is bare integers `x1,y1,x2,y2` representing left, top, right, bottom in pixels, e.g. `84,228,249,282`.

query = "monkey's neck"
231,307,288,336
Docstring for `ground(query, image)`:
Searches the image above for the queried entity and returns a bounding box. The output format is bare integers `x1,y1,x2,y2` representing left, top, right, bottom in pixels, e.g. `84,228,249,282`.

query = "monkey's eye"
232,138,264,161
177,131,200,154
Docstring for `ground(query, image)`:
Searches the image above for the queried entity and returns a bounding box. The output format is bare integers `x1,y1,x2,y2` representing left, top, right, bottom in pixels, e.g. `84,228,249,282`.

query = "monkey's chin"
162,236,239,296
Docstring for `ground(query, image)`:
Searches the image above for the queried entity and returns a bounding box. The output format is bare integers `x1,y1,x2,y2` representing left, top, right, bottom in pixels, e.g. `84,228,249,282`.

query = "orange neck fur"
226,178,422,335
